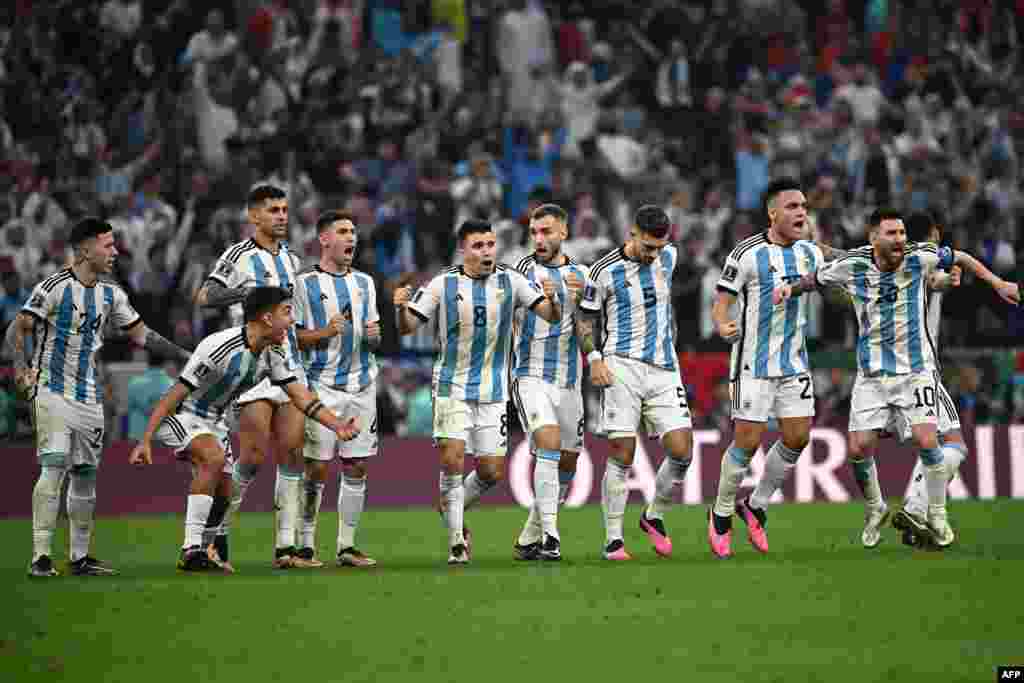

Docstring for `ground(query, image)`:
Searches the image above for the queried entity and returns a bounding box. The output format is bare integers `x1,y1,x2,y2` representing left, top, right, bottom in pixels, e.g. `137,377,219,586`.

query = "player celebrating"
578,205,694,561
707,179,822,558
293,211,381,567
867,212,1017,546
776,208,1019,548
509,204,586,562
195,185,311,568
6,218,191,577
130,287,358,569
394,219,562,565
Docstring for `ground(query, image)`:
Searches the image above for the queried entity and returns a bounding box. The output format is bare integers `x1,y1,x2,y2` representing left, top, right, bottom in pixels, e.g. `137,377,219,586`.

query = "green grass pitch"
1,500,1020,683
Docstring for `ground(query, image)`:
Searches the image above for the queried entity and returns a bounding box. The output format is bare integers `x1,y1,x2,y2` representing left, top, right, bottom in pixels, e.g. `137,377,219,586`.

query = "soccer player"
393,219,562,565
775,208,1019,548
5,217,191,577
509,204,586,562
195,184,311,568
129,286,359,570
293,211,381,567
872,212,1017,546
578,205,694,561
707,179,822,558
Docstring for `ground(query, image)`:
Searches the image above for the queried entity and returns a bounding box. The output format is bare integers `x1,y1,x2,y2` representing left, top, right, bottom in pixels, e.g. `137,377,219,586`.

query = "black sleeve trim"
120,317,143,331
716,284,739,295
179,377,198,392
409,308,429,323
271,376,298,387
527,295,546,311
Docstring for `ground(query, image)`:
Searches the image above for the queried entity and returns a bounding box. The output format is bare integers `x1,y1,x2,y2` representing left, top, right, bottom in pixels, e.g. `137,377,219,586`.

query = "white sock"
67,470,97,562
647,455,692,520
225,461,259,538
202,496,230,547
300,479,325,550
520,469,575,545
439,473,465,547
463,470,497,511
850,457,883,508
713,444,753,518
534,450,561,540
274,466,302,549
920,447,947,516
904,459,928,518
184,494,214,549
750,441,802,509
601,459,630,544
32,465,67,561
337,475,365,551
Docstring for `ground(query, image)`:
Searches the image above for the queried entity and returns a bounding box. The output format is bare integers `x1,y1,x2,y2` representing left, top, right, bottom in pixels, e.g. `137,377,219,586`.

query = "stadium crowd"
1,0,1023,440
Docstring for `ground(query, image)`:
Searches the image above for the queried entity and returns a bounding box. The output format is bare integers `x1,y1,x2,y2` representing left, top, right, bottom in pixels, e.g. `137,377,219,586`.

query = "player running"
707,179,823,558
578,205,694,561
195,185,311,568
293,211,381,568
775,208,1019,549
509,204,586,562
393,219,562,565
129,286,359,570
6,217,191,577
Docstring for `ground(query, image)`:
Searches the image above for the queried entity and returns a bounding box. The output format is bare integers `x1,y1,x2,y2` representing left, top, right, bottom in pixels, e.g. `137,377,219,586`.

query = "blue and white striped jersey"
512,254,589,390
579,245,678,371
22,269,141,405
817,242,953,375
408,265,544,403
178,326,298,420
294,266,379,392
206,238,303,369
717,233,824,379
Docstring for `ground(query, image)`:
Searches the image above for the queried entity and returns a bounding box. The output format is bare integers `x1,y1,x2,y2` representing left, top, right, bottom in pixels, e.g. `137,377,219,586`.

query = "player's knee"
559,452,580,473
782,434,810,453
340,459,367,480
69,465,98,498
477,459,505,483
608,438,636,465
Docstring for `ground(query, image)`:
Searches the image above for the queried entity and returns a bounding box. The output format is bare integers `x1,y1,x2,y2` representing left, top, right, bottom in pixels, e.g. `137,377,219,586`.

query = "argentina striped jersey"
207,238,303,369
816,242,954,375
178,326,297,420
22,269,142,404
717,233,824,379
294,266,379,392
512,254,589,390
408,265,544,402
579,245,678,371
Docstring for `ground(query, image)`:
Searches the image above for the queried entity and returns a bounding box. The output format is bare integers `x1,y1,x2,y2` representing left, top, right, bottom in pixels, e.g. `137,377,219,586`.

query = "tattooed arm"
125,322,192,363
194,280,251,309
4,312,37,398
816,241,848,262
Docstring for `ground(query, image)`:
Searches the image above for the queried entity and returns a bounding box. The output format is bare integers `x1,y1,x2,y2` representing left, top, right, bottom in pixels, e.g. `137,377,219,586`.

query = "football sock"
462,470,497,511
602,459,631,544
184,494,214,549
439,473,465,547
299,478,325,550
647,455,692,520
850,456,883,507
534,449,561,541
32,463,67,561
713,444,754,518
750,440,802,509
274,465,302,549
337,475,365,552
67,467,97,562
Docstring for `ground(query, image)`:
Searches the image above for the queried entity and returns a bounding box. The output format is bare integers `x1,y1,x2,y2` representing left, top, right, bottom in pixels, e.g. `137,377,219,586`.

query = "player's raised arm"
195,278,251,309
949,249,1020,305
929,266,962,292
3,311,36,399
297,314,346,348
397,275,442,336
129,381,191,466
125,322,192,364
530,277,562,324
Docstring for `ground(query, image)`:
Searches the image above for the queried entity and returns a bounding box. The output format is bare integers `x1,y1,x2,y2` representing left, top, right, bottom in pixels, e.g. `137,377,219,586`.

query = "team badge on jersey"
217,261,233,277
722,265,738,282
30,293,45,309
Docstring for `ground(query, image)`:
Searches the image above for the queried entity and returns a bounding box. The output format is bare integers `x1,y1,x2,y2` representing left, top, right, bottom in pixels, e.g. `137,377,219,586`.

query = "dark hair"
457,219,493,244
243,286,292,322
247,184,287,208
69,217,113,246
316,210,355,233
762,177,803,216
530,203,567,223
634,205,670,239
905,211,940,243
867,208,904,232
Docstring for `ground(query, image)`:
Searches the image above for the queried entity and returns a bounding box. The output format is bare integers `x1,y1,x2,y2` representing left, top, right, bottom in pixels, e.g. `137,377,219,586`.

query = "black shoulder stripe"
514,255,535,273
41,270,73,293
589,250,624,280
210,336,245,364
223,240,257,265
728,234,768,263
